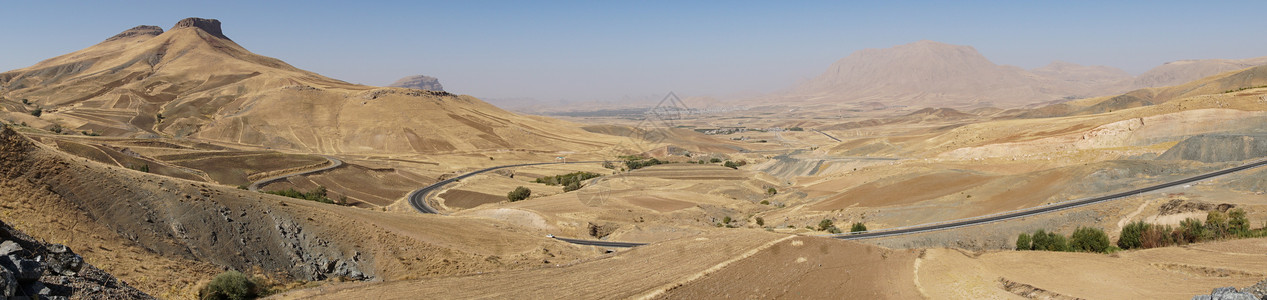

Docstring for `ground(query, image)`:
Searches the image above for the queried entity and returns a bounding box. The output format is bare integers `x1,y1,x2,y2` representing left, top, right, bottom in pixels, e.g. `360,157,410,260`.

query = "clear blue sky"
3,1,1266,102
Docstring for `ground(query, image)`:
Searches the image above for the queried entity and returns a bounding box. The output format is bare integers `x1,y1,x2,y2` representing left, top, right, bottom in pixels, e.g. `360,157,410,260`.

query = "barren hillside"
0,18,615,154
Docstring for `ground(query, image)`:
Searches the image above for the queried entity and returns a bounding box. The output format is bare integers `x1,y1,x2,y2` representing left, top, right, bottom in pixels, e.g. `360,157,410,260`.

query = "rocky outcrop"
1190,286,1259,300
388,75,445,92
0,219,151,299
105,25,163,42
171,17,229,40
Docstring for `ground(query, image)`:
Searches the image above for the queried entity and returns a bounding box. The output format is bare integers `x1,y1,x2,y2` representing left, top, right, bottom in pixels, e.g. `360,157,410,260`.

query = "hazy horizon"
3,1,1266,103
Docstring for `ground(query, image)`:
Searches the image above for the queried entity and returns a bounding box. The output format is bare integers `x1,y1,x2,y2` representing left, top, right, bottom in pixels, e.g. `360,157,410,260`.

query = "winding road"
247,155,344,192
259,153,1265,248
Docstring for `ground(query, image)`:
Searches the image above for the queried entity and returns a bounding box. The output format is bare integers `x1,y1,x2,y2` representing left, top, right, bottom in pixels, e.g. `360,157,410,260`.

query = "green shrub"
563,181,582,192
723,160,746,169
1229,208,1250,236
507,186,531,202
850,222,867,233
1070,227,1110,253
265,186,335,204
827,226,842,234
1016,233,1032,251
817,219,834,231
1179,217,1205,243
1047,234,1070,252
30,108,41,117
1030,229,1050,250
200,270,257,300
759,200,770,205
1118,221,1149,249
1206,211,1229,239
722,216,732,224
766,187,777,196
709,158,721,163
755,217,764,226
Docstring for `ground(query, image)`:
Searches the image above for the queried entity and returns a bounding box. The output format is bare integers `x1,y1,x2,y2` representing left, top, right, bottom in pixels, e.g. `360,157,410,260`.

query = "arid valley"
3,3,1267,300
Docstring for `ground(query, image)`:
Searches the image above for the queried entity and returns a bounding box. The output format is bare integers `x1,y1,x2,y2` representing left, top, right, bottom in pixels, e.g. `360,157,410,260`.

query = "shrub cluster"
817,219,842,234
850,222,867,233
1116,208,1260,250
1017,227,1111,253
722,160,747,169
535,171,601,192
265,186,340,205
507,186,531,202
620,156,667,170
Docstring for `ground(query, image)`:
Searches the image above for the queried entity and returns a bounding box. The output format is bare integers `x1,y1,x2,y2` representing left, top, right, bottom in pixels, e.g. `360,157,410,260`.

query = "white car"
546,234,554,238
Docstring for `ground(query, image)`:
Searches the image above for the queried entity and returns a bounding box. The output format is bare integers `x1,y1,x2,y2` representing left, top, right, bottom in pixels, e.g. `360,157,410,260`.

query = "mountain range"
783,40,1267,108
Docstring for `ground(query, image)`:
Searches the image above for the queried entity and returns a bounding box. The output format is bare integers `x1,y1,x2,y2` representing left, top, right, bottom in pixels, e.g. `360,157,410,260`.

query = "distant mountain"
781,40,1267,108
0,18,612,153
1133,57,1267,88
388,75,444,91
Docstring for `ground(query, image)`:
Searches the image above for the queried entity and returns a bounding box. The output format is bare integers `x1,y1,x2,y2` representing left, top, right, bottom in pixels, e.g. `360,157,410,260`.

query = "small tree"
723,161,740,169
507,186,531,202
817,219,834,231
1016,233,1032,251
563,181,581,192
755,217,764,226
1118,221,1149,249
1206,211,1229,239
709,158,722,163
1229,208,1250,236
1179,217,1206,243
850,222,867,233
766,187,777,196
1070,226,1110,253
30,108,42,117
1031,229,1051,250
200,270,257,300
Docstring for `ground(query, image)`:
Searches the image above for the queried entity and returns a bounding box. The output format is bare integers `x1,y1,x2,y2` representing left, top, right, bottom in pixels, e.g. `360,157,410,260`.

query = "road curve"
247,155,344,192
834,158,1267,240
404,160,650,247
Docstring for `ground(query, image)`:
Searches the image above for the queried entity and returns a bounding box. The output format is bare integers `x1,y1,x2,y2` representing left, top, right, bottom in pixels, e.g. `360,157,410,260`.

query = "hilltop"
0,18,615,154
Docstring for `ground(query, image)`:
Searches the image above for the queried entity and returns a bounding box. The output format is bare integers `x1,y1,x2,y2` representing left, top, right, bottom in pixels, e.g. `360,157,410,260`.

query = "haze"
3,1,1266,103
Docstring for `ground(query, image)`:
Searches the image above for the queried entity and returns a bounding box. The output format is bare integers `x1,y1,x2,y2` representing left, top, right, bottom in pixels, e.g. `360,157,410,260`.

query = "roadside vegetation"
1116,209,1264,250
1224,85,1267,93
620,155,668,170
817,219,842,234
264,186,347,205
722,160,747,169
1015,227,1114,253
507,186,531,202
199,270,258,300
535,171,601,192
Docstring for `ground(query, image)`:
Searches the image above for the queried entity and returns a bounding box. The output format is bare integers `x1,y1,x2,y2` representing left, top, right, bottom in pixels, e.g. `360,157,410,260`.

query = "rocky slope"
0,218,150,299
0,18,613,154
388,75,444,92
1157,134,1267,163
0,124,591,297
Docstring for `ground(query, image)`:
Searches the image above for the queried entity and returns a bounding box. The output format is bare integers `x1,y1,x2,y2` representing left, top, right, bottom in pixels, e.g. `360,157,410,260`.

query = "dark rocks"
1192,286,1260,300
1158,134,1267,163
171,17,230,40
45,244,83,276
0,218,152,299
1242,278,1267,299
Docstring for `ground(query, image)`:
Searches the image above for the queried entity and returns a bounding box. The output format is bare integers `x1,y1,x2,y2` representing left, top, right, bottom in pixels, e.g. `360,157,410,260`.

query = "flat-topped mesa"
105,25,163,42
171,17,229,40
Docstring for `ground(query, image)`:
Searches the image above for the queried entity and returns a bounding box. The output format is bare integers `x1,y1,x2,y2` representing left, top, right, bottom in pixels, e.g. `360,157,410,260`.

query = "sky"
2,1,1266,103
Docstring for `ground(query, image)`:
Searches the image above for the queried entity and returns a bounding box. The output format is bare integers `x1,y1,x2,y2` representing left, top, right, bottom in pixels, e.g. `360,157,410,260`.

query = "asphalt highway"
835,158,1267,240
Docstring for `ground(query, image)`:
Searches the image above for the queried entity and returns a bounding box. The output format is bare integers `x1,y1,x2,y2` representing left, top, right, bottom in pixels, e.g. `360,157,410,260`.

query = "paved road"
834,158,1267,240
247,155,343,192
811,129,842,142
404,160,652,247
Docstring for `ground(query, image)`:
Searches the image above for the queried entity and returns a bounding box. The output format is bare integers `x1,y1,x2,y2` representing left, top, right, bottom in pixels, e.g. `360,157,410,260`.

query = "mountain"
388,75,444,91
783,40,1267,109
787,41,1123,108
0,18,612,154
1133,56,1267,88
